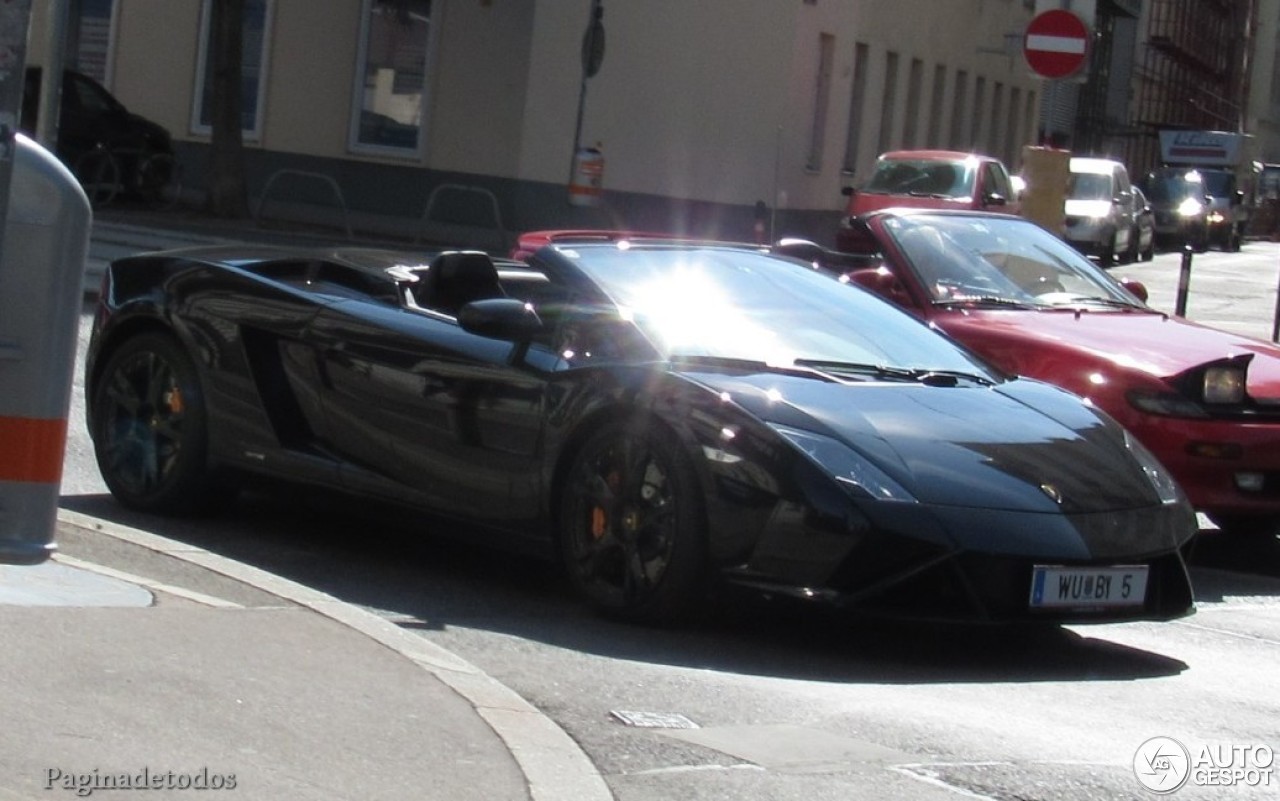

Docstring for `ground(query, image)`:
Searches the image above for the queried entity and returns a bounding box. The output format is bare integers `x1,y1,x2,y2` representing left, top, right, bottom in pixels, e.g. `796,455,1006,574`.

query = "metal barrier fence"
255,169,353,240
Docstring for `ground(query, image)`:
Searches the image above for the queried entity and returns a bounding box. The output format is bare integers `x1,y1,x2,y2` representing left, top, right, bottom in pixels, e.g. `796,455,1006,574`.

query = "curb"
57,508,614,801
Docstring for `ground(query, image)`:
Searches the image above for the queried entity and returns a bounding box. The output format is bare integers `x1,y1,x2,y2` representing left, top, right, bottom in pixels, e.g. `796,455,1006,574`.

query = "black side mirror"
841,186,854,197
457,298,544,341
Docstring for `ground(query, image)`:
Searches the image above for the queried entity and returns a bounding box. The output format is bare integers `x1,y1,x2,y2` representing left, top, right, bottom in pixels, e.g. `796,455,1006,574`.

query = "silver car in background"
1063,157,1136,265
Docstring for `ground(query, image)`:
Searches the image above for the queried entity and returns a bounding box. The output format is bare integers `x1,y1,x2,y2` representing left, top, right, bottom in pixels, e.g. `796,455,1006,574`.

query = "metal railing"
255,169,353,240
416,183,507,252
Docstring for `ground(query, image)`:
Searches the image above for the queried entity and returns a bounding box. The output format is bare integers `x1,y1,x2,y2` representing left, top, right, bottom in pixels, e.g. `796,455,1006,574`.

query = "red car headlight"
1202,365,1246,404
1126,390,1208,418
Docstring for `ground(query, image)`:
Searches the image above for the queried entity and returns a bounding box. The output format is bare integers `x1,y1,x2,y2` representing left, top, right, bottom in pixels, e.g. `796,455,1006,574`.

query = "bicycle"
72,142,184,210
133,150,183,209
73,142,121,208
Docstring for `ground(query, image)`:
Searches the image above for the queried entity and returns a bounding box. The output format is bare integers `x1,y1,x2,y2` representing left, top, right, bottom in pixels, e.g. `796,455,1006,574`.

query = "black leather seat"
413,250,506,315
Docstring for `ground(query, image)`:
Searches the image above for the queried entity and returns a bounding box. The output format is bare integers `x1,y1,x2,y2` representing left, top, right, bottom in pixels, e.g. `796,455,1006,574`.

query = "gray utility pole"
35,0,71,149
0,0,33,232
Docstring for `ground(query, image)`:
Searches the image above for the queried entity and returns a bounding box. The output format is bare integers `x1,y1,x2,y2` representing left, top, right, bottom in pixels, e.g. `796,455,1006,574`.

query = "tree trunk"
207,0,248,218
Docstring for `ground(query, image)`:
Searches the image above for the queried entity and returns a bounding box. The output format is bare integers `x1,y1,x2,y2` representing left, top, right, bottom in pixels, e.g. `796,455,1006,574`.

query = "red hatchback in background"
838,150,1020,252
806,209,1280,540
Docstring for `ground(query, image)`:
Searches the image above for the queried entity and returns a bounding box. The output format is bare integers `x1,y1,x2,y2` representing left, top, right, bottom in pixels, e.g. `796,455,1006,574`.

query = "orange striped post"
0,136,92,564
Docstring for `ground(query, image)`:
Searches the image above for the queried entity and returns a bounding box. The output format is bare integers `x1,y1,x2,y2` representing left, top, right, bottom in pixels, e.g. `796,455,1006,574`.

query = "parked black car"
85,237,1197,625
21,67,174,202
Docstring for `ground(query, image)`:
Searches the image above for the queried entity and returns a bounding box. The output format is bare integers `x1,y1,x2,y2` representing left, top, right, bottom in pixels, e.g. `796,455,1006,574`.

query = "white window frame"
348,0,438,158
190,0,274,141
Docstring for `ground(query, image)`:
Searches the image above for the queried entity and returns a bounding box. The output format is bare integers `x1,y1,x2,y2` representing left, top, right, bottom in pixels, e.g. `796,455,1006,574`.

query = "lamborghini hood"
683,370,1163,514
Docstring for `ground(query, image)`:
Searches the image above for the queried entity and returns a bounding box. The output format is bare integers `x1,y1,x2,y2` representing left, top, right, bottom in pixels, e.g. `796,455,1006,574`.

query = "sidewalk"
0,211,613,801
0,511,610,801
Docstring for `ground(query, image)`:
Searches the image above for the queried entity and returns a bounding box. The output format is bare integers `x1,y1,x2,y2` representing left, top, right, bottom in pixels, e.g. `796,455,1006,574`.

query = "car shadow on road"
61,492,1205,685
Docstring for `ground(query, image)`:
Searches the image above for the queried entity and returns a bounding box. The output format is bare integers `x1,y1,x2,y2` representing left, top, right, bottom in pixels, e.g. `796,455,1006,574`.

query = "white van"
1063,157,1138,265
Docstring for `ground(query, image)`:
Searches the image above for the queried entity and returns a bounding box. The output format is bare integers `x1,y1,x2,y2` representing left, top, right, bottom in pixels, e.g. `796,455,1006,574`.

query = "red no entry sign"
1024,9,1090,80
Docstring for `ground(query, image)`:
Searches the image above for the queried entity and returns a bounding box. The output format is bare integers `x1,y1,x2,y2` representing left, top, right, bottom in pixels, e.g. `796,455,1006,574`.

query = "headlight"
1177,197,1203,216
1206,210,1225,224
770,424,918,503
1203,365,1246,404
1122,430,1183,504
1127,390,1208,418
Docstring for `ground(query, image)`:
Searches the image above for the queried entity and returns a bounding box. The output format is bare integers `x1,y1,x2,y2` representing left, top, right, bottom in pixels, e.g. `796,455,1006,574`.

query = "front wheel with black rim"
91,332,229,514
558,421,707,623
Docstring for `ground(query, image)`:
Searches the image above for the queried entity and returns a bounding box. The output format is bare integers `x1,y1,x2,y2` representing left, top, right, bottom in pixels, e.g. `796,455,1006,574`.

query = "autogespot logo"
1134,736,1191,794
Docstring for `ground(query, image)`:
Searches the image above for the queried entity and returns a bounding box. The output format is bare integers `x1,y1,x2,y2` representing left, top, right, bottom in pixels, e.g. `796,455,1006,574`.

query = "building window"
878,51,899,156
350,0,433,155
902,58,922,148
841,42,869,174
950,70,968,149
806,33,835,171
991,82,1005,161
971,76,986,151
927,64,945,148
192,0,273,139
1007,87,1022,166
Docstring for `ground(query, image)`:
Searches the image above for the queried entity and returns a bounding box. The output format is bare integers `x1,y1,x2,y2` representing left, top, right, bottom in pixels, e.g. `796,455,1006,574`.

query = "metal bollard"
0,136,91,564
1273,254,1280,342
1175,244,1194,317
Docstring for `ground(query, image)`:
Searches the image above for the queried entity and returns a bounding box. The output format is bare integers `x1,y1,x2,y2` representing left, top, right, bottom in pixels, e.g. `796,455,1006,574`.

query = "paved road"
1113,241,1280,341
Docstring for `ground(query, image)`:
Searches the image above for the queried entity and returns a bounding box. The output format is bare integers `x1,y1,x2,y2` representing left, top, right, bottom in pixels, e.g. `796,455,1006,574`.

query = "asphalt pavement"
2,209,612,801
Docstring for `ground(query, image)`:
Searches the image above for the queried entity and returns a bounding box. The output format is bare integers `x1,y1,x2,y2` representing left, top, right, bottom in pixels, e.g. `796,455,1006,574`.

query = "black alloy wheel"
91,332,226,514
559,421,707,623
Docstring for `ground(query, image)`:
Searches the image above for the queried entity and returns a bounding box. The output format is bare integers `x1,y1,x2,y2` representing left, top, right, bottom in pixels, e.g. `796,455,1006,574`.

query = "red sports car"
797,209,1280,539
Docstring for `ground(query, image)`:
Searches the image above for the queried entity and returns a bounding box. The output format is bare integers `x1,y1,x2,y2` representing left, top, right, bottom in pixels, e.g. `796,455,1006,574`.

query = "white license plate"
1029,565,1148,609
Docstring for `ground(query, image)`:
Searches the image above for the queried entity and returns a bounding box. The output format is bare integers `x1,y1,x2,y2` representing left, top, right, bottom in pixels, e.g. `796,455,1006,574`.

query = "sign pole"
569,0,604,187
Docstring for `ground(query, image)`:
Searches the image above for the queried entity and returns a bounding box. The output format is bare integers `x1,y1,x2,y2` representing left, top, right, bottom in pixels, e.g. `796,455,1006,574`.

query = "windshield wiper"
792,360,993,386
793,359,916,381
1042,295,1142,310
908,369,996,387
671,355,841,382
935,295,1042,309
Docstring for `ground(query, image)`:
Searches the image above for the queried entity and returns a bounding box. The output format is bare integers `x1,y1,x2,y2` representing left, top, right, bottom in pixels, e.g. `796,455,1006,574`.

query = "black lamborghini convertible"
85,237,1197,624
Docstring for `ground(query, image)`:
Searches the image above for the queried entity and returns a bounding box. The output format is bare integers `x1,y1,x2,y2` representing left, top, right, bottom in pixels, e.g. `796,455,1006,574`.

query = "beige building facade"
27,0,1043,245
